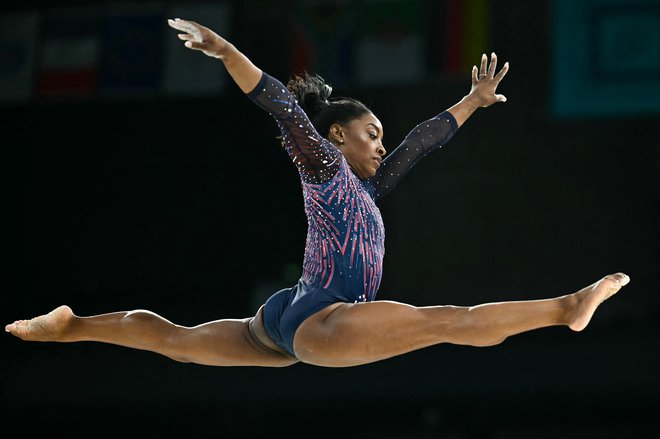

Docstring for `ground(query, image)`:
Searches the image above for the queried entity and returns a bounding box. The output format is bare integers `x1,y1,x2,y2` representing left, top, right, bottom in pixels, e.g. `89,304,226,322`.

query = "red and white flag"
35,8,101,99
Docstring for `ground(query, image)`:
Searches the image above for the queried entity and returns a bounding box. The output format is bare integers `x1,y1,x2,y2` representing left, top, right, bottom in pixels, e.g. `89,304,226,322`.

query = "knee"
122,309,160,324
471,336,507,347
121,310,188,359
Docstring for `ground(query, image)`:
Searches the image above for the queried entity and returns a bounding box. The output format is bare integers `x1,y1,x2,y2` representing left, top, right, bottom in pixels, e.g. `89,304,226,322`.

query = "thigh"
293,300,463,367
172,308,299,367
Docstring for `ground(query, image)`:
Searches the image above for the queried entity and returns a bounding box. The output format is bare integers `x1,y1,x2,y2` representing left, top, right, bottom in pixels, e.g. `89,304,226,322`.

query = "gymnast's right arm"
167,18,261,93
167,18,342,184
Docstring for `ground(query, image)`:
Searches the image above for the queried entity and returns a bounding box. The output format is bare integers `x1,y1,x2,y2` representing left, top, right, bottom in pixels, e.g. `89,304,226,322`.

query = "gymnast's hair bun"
287,72,333,118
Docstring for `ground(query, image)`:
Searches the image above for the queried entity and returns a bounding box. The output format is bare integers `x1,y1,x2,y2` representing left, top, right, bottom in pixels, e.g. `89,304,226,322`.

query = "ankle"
559,294,579,326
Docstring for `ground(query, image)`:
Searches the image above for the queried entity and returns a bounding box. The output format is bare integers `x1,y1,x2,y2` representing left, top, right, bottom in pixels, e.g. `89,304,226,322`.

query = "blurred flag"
163,2,232,96
35,8,101,99
0,12,38,104
355,0,425,85
99,4,165,97
442,0,490,73
290,0,358,85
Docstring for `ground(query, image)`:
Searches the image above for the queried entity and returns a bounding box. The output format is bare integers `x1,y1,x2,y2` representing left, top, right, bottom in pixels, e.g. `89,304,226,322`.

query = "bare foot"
5,305,75,341
566,272,630,331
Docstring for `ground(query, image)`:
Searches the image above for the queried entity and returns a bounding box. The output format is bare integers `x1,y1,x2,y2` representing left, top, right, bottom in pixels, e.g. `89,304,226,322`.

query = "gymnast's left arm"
371,52,509,201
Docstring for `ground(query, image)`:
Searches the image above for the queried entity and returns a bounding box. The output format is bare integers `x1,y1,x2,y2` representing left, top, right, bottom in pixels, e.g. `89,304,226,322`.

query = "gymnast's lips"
373,157,382,167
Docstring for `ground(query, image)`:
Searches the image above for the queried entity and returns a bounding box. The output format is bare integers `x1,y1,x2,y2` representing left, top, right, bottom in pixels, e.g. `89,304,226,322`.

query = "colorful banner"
442,0,490,73
162,2,232,96
0,12,38,104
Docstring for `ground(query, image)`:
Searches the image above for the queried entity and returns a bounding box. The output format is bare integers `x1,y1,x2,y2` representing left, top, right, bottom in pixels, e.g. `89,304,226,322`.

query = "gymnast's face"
330,113,386,180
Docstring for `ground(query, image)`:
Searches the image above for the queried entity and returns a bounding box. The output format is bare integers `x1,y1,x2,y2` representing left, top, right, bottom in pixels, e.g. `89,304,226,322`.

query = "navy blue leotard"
247,71,458,357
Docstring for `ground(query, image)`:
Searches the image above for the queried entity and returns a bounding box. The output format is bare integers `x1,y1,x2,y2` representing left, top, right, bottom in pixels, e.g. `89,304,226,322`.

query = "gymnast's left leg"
293,272,630,367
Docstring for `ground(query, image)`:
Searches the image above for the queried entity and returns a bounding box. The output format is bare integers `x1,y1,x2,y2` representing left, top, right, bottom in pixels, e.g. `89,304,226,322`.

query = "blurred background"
3,0,659,437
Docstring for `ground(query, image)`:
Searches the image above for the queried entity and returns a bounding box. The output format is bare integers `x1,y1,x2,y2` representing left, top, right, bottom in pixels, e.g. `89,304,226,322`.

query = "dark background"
4,1,659,437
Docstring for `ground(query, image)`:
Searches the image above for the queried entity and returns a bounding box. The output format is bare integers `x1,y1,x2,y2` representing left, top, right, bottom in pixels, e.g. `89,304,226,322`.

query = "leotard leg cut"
262,281,344,357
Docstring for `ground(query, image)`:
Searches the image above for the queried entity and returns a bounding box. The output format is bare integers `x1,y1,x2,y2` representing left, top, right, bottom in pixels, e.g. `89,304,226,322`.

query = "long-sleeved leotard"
247,72,458,356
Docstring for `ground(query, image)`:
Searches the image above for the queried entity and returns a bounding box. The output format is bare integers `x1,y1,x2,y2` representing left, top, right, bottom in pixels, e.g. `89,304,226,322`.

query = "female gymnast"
6,19,630,368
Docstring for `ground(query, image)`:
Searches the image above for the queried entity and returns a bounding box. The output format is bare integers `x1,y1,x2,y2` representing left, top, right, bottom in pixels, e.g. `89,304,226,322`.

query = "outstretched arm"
447,52,509,128
371,52,509,200
167,18,261,94
167,18,342,184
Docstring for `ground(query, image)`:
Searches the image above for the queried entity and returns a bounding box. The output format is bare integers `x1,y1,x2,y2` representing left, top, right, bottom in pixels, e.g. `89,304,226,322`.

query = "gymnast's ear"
328,123,345,146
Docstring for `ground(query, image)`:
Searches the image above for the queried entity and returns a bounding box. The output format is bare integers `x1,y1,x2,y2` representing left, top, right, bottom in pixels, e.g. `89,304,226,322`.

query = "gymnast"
6,18,630,368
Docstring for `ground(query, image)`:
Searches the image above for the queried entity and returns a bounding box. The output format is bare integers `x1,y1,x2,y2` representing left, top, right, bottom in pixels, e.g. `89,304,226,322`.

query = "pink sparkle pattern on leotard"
247,72,385,302
300,158,385,301
247,71,457,304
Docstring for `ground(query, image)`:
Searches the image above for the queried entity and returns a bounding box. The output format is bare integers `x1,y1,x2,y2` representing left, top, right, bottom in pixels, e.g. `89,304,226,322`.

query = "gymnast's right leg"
293,272,631,367
5,305,298,368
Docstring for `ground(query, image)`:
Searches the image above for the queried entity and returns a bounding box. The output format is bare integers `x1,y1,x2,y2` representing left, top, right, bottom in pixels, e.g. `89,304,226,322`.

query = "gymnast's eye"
369,133,378,140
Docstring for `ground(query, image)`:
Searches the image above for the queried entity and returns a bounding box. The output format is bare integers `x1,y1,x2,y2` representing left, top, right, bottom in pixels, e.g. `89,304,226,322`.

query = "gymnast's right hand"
167,18,231,60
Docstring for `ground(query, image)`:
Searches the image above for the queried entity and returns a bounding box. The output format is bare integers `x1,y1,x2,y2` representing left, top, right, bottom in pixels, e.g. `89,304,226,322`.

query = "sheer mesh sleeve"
370,111,458,200
247,72,342,184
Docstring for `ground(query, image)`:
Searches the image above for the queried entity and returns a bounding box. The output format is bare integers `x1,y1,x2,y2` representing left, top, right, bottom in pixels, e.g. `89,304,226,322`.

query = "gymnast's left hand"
468,52,509,107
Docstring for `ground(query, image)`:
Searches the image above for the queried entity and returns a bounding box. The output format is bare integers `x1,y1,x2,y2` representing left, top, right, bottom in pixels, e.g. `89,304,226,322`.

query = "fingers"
167,18,190,31
494,61,510,81
168,18,197,30
476,52,509,83
479,53,487,78
470,52,510,106
487,52,497,77
168,18,203,42
183,40,210,51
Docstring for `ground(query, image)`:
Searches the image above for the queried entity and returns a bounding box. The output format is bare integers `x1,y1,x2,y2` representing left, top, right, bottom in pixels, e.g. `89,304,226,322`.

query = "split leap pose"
6,19,630,368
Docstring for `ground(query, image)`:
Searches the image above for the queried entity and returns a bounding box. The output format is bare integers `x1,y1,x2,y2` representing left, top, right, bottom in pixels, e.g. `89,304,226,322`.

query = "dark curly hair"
286,72,372,140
